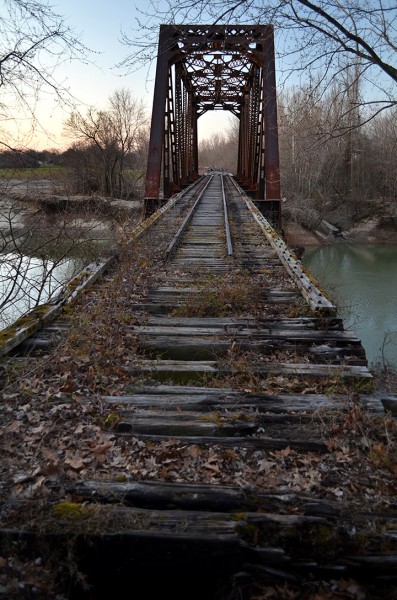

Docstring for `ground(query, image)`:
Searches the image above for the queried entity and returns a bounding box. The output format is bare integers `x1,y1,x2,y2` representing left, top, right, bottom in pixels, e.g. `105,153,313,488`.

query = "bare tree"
275,77,397,232
0,3,131,329
199,125,238,173
278,70,365,202
109,89,148,198
365,107,397,199
0,183,104,328
64,89,148,198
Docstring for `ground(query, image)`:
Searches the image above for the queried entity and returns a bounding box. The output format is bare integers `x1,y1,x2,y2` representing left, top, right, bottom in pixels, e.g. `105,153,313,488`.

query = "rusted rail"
165,174,215,258
221,174,233,256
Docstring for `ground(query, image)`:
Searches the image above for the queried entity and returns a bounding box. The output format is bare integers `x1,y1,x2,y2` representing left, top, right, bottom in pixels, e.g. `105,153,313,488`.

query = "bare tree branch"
0,0,91,143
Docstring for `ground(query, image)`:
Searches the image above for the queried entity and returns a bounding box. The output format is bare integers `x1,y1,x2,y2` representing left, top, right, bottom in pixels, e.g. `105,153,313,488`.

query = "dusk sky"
24,0,157,149
4,1,394,151
9,0,232,150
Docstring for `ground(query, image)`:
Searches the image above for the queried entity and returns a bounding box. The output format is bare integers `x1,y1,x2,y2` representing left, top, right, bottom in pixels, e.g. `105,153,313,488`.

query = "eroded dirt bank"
282,198,397,247
2,177,396,248
0,190,142,249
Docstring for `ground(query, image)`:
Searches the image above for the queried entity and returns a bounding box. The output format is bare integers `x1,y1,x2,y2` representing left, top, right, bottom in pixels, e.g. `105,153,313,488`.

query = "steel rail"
165,175,214,258
221,174,233,256
166,173,234,260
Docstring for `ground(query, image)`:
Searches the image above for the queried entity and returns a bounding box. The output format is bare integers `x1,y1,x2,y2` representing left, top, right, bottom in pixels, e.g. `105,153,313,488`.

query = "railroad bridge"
0,24,397,600
144,24,281,228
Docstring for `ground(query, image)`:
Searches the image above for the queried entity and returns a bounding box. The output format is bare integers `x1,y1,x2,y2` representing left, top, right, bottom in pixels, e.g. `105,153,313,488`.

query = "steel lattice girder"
144,24,281,227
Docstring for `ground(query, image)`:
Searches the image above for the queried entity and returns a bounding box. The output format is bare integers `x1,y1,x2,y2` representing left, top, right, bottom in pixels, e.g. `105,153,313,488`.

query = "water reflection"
0,252,82,328
303,244,397,369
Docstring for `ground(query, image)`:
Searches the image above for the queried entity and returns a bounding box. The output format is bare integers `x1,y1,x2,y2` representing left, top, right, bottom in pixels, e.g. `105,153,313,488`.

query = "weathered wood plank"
143,316,344,329
132,325,360,341
70,480,249,510
101,390,383,413
126,359,373,379
115,416,259,436
116,432,329,452
130,296,298,313
137,337,367,364
68,480,344,517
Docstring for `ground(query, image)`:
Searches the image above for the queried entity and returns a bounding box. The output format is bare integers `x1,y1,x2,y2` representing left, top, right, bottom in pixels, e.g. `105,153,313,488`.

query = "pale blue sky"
31,0,156,149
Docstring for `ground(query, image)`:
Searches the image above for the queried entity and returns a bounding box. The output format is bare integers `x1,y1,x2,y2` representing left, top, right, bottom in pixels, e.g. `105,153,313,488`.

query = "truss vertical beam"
262,27,281,228
144,26,172,218
192,101,199,179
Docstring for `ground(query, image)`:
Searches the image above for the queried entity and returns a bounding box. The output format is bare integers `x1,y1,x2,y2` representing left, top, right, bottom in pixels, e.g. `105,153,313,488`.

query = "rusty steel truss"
144,24,281,226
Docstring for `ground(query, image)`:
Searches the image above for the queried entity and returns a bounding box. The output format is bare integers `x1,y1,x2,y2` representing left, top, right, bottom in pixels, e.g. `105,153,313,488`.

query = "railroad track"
165,173,233,266
1,172,396,599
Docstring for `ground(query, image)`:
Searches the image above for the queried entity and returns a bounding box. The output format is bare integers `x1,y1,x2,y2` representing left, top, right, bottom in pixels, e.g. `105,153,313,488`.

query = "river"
0,253,84,329
303,243,397,370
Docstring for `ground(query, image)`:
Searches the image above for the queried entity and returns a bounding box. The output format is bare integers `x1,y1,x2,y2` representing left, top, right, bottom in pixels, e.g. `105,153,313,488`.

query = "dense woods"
197,87,397,223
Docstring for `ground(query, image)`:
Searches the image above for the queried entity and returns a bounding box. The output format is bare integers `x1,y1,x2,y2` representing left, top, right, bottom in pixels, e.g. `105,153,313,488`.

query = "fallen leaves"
249,577,368,600
0,385,395,508
64,453,86,471
0,217,396,599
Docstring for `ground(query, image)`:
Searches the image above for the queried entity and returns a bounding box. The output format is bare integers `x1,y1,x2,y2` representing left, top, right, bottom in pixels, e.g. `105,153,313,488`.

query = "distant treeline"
0,148,137,170
0,149,62,169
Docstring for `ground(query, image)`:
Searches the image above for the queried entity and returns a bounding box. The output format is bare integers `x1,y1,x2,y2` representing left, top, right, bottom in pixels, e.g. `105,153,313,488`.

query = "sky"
3,0,396,151
5,0,232,151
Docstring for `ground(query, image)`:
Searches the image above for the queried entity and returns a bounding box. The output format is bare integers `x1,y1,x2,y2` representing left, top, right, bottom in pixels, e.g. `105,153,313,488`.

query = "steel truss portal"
144,24,281,227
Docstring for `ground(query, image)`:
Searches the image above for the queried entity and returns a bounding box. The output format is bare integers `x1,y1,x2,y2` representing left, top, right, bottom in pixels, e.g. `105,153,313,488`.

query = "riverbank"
284,217,397,247
0,183,141,247
282,197,397,247
0,183,142,331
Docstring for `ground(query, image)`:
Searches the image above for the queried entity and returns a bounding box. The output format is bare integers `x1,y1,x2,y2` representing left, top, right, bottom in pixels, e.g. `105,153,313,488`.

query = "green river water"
303,243,397,369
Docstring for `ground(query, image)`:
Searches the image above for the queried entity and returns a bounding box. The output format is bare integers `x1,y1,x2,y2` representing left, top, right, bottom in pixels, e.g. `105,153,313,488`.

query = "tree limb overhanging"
120,0,396,114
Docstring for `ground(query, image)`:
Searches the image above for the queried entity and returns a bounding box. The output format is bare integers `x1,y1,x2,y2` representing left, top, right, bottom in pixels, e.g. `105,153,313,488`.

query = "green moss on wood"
53,502,93,521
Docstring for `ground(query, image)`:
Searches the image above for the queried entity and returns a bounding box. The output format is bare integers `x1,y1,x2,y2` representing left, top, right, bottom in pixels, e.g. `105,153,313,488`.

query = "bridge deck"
0,174,396,599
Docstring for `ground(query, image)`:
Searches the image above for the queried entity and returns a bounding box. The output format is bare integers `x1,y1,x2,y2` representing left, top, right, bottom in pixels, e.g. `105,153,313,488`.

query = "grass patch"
0,166,69,179
172,272,268,317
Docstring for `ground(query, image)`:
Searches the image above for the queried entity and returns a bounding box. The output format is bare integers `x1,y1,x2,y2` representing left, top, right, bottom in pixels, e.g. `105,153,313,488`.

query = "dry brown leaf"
7,420,23,432
186,445,201,458
60,379,79,393
64,454,86,470
257,459,274,474
92,443,111,462
203,461,220,473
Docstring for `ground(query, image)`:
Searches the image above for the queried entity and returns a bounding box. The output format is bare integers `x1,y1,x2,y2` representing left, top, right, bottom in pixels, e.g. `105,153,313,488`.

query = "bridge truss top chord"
144,25,281,228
